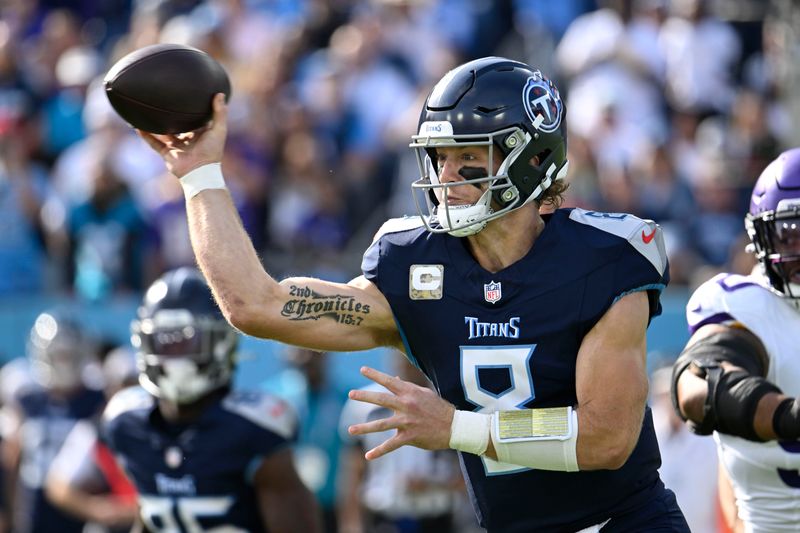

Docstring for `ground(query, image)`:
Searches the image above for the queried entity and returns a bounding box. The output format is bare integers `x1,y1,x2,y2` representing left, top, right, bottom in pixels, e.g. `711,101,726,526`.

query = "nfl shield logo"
484,281,502,304
164,446,183,469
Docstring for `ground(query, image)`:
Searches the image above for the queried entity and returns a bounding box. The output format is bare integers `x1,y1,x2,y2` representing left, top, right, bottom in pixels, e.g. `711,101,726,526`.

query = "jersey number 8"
460,345,536,475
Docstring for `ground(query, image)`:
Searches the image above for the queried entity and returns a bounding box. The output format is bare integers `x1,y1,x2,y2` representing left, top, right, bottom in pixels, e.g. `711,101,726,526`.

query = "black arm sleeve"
670,326,779,441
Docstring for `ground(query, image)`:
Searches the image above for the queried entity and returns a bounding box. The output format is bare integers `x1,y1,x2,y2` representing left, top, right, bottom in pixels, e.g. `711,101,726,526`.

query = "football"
103,43,231,134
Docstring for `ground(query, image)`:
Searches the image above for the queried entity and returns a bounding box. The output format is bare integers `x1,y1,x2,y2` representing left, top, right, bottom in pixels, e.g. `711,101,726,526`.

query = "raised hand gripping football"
137,93,228,179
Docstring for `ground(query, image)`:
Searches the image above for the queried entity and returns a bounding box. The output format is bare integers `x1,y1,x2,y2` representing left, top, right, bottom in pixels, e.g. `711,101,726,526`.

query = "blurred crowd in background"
0,0,799,531
1,0,799,299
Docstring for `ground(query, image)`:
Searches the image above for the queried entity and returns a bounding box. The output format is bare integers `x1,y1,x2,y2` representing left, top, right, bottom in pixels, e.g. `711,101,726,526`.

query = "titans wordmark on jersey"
688,273,800,531
362,208,670,533
103,387,295,533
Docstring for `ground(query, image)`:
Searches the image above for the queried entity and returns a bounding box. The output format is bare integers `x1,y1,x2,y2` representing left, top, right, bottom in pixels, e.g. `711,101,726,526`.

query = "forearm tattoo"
281,285,371,326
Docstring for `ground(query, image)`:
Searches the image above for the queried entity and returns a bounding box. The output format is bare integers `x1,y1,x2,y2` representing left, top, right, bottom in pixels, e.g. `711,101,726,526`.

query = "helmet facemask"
746,199,800,310
746,148,800,310
132,308,238,404
410,59,569,237
410,125,567,237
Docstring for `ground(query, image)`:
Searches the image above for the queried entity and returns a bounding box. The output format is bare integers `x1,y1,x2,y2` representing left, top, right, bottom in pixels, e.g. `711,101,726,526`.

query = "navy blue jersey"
362,208,671,532
103,387,296,533
12,385,105,533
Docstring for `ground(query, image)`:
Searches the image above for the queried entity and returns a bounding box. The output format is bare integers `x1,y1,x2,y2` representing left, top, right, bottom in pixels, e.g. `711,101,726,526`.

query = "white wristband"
449,410,491,456
179,163,226,198
491,407,579,472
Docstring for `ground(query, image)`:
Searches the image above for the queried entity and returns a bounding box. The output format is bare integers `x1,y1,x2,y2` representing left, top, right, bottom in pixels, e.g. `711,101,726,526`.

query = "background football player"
1,311,105,533
102,267,321,533
45,346,140,533
672,148,800,532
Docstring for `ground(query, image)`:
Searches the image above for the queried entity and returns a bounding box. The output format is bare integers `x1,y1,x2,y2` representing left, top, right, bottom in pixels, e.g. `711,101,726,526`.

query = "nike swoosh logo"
641,228,657,244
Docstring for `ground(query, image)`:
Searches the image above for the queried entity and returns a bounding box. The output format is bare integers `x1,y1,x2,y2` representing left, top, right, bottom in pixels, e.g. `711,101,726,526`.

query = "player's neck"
464,204,544,273
158,388,226,424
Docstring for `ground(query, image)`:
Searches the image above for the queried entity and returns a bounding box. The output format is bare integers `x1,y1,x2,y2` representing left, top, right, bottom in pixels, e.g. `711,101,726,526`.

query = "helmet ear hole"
528,150,551,170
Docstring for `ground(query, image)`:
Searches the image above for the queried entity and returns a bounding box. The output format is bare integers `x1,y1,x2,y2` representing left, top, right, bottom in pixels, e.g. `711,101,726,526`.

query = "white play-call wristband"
449,409,491,456
179,163,226,198
491,407,579,472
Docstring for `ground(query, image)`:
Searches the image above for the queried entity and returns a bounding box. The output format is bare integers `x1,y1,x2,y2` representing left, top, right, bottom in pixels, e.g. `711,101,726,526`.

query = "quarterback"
137,57,688,532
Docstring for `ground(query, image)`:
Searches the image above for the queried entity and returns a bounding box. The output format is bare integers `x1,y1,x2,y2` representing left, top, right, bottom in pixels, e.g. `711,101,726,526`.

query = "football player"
2,312,105,533
102,267,321,533
136,57,687,531
672,148,800,531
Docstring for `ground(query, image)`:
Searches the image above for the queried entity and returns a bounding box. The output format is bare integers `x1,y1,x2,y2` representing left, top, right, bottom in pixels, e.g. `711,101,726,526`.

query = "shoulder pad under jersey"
371,216,426,243
686,273,772,334
222,390,296,439
103,386,153,423
568,208,668,276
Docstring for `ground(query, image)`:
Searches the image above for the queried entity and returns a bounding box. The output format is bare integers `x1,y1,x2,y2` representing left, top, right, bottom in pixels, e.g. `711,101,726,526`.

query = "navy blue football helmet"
131,267,238,403
410,57,568,236
746,148,800,309
27,311,91,390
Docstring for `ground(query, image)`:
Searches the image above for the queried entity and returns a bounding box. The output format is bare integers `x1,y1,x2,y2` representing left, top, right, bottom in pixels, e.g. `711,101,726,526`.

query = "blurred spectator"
511,0,596,74
50,78,165,210
0,131,53,295
39,45,101,162
650,366,719,533
659,0,741,116
144,171,195,271
0,26,41,139
262,347,350,533
65,148,155,301
0,312,105,533
685,158,744,267
338,352,465,533
19,8,83,99
696,89,782,186
556,0,667,144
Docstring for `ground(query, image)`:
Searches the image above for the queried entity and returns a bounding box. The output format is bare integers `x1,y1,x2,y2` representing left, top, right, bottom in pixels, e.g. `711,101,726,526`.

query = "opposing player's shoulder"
103,386,154,424
687,273,772,333
567,208,667,275
221,390,296,439
371,216,426,244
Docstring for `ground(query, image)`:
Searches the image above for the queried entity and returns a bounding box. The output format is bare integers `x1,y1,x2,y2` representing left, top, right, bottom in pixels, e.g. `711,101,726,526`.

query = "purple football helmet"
745,148,800,308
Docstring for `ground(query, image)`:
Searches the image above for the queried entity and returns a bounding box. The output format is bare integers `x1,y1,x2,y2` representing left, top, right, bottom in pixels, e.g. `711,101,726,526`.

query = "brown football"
104,43,231,134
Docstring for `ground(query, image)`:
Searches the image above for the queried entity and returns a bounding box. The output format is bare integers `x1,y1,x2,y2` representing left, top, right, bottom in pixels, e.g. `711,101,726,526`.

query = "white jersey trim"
371,216,426,243
568,208,667,276
103,386,154,423
222,391,296,439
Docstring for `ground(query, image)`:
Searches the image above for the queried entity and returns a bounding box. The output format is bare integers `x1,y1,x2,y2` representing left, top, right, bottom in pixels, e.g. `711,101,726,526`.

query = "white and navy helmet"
410,57,568,237
27,311,91,391
131,267,238,404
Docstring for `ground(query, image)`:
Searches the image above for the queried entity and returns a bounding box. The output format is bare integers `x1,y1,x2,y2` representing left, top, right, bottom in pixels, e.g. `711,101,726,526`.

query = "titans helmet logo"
522,72,563,133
